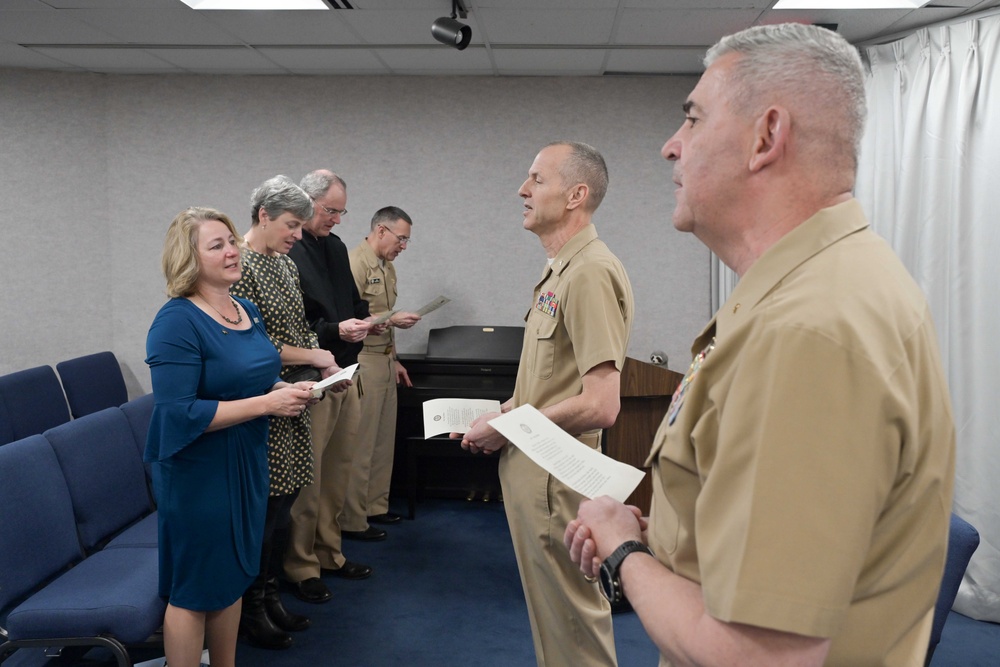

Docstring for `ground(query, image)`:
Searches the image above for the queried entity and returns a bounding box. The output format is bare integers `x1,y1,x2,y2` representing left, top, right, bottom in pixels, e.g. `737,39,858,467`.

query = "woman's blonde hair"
161,207,242,298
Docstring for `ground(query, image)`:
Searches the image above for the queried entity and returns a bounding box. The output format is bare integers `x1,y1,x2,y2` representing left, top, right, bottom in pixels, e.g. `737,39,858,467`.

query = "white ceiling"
1,0,998,76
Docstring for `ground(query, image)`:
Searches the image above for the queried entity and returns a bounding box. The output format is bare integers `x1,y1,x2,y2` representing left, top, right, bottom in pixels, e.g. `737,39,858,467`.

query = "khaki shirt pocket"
527,314,558,380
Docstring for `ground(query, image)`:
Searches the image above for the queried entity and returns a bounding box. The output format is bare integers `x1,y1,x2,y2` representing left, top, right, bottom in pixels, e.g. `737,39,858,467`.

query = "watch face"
599,560,617,602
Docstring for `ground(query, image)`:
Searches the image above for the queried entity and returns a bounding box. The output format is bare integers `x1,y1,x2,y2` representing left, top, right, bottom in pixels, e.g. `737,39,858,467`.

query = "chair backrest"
926,512,980,664
0,366,71,446
119,393,154,465
0,435,83,613
43,407,153,553
56,351,128,419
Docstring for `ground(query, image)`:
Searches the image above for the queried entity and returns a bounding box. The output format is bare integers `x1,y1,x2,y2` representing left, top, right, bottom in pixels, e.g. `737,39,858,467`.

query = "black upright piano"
392,325,524,517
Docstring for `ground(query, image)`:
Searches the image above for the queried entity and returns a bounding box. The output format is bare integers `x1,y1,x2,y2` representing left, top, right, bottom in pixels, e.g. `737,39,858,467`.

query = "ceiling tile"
477,8,617,44
257,46,389,73
616,9,764,46
493,48,607,75
0,42,82,69
605,47,706,75
65,9,244,45
30,47,182,71
43,0,180,7
199,10,363,44
624,0,770,7
377,46,493,73
0,10,119,44
475,0,619,7
342,9,467,45
0,0,54,9
146,47,285,72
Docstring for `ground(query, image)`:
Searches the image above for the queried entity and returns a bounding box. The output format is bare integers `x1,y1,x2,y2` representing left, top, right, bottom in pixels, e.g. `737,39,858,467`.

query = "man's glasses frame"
312,198,347,217
380,225,411,245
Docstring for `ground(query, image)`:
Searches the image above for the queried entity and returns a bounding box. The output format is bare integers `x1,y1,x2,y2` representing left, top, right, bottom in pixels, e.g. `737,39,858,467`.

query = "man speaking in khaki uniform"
348,206,421,527
457,141,634,667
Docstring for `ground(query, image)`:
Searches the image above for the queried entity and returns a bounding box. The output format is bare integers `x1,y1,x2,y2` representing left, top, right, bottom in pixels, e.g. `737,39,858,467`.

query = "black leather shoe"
368,512,402,525
342,526,387,541
324,560,373,580
290,577,332,604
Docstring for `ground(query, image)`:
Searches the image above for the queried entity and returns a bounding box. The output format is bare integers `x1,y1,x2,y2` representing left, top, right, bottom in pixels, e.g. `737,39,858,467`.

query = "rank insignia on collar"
535,291,559,317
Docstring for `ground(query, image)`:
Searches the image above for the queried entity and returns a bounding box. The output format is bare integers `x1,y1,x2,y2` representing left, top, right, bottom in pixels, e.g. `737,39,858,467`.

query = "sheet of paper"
488,404,645,503
423,397,501,439
369,295,450,326
414,295,450,317
370,310,394,326
309,363,359,398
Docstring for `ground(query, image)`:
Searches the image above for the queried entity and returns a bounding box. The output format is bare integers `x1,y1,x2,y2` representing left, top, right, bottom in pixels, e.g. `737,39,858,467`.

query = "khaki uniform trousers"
345,348,398,522
284,383,361,580
499,431,617,667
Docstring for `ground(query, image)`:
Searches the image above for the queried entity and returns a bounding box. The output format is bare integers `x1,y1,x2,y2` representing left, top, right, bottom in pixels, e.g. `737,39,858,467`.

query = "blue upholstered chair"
926,512,980,666
119,392,154,468
56,351,128,419
0,435,164,667
43,407,154,553
0,365,70,445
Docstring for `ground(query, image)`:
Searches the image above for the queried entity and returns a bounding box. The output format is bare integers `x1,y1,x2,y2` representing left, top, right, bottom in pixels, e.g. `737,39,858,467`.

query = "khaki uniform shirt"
512,223,634,431
349,240,396,352
646,200,955,666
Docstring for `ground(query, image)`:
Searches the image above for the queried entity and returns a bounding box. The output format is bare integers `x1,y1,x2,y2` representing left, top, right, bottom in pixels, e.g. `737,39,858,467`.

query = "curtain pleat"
857,15,1000,623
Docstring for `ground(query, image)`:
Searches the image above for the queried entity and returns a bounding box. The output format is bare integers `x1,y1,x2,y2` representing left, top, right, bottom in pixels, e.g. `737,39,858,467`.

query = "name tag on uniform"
368,277,382,285
535,291,559,317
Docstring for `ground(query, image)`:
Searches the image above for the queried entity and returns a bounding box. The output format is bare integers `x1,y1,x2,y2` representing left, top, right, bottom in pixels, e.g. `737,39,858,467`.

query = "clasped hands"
565,496,648,579
451,411,507,455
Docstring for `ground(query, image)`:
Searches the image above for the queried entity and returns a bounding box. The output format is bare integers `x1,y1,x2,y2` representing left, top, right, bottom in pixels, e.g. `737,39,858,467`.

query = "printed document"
423,397,501,439
488,404,645,503
309,363,359,398
371,295,451,325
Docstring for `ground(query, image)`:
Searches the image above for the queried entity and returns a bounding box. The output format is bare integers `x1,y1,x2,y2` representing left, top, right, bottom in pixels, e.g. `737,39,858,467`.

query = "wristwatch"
599,540,653,604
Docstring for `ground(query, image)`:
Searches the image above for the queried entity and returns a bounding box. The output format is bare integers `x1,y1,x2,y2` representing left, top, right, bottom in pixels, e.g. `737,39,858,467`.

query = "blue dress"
145,296,280,611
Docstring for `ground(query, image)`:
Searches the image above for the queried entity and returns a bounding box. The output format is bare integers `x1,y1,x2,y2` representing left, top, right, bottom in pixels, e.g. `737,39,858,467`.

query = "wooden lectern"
604,357,684,514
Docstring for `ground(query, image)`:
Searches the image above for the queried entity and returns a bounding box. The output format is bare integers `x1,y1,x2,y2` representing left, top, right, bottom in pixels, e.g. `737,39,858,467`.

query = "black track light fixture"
431,0,471,51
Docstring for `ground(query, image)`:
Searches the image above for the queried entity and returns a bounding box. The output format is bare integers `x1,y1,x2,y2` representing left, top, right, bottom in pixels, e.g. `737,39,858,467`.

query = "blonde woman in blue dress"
145,207,315,667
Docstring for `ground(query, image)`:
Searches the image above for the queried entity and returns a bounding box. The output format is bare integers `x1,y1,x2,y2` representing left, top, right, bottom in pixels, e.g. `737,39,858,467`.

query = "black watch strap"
599,540,653,604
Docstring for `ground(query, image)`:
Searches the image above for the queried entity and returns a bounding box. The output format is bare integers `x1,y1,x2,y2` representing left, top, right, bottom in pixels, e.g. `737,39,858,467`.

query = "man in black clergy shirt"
283,169,386,604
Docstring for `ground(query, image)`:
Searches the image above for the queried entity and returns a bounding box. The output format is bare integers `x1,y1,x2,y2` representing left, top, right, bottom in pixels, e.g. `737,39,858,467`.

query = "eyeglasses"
311,198,347,217
380,225,411,245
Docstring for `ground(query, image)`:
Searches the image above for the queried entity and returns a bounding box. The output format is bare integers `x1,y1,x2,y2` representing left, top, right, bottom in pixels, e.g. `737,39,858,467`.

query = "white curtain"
857,13,1000,622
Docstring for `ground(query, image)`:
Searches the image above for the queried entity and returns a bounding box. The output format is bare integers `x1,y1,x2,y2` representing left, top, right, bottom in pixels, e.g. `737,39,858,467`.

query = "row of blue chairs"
0,394,161,667
0,351,129,446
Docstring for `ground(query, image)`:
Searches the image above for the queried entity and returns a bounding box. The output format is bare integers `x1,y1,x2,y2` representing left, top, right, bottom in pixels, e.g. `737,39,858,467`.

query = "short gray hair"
299,170,347,200
546,141,609,212
250,175,313,225
370,205,412,232
706,23,866,171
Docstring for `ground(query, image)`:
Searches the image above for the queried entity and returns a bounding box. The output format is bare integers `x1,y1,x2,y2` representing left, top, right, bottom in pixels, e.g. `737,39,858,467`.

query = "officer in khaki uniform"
565,24,955,667
459,142,634,667
347,206,421,526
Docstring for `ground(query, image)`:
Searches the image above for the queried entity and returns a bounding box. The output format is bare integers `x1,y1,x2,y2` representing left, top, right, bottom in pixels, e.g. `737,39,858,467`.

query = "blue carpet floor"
4,498,998,666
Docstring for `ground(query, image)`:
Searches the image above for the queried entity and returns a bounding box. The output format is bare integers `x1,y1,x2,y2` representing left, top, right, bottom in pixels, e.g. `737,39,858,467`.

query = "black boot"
263,576,310,632
240,580,293,650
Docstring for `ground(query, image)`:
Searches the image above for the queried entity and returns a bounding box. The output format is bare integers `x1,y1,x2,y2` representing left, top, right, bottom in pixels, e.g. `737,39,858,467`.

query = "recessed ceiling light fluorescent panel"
774,1,930,8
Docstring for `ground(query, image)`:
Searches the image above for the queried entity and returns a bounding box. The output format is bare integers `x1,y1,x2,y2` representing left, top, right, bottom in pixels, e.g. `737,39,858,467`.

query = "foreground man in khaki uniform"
566,24,955,667
458,141,634,667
